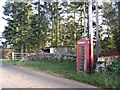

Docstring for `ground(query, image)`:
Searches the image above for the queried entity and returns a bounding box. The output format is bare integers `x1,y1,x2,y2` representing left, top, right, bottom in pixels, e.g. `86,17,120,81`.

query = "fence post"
12,52,14,60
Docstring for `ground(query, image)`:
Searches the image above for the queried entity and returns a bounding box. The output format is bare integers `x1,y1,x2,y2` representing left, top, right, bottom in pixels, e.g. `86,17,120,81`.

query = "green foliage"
107,57,120,76
116,1,120,53
2,1,119,54
3,2,33,52
100,2,119,53
2,1,86,52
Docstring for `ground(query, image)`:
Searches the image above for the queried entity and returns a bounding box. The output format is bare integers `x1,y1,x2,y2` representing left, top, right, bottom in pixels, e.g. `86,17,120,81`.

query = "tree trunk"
56,2,59,46
73,1,77,48
21,42,24,58
52,2,54,45
37,0,41,53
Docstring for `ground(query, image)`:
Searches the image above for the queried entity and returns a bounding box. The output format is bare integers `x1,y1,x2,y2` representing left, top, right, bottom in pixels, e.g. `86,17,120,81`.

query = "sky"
0,0,7,37
0,0,7,46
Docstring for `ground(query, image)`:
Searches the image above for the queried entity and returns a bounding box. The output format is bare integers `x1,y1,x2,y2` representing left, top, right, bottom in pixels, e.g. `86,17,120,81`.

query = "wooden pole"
88,0,94,74
95,0,99,67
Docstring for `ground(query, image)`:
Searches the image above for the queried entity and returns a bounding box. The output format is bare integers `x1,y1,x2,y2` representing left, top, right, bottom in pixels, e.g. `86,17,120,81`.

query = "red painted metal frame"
76,38,90,72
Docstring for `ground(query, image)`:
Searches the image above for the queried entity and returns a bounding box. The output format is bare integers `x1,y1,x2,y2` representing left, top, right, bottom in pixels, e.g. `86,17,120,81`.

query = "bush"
107,57,120,76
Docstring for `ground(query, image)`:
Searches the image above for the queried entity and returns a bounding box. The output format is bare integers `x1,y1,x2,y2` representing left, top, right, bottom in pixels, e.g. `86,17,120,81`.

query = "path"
0,63,101,88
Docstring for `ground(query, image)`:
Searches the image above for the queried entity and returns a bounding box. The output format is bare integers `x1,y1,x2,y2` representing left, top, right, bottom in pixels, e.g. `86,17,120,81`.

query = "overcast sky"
0,0,7,37
0,0,7,46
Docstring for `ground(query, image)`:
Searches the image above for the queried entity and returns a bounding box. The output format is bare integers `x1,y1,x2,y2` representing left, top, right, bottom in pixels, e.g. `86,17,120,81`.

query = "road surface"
0,63,100,88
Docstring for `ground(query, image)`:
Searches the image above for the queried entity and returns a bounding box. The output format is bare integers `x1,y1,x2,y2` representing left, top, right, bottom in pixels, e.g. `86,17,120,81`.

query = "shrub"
107,57,120,76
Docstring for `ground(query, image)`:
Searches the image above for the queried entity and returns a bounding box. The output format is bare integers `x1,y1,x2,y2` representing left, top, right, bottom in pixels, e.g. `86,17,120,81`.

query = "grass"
0,59,2,63
2,59,119,89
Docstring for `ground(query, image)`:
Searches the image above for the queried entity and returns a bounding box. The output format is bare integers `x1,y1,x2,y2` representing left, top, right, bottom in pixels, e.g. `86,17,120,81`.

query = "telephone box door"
76,39,90,72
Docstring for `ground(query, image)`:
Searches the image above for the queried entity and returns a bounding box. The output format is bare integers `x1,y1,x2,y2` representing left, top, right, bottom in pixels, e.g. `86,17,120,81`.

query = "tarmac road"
0,63,100,88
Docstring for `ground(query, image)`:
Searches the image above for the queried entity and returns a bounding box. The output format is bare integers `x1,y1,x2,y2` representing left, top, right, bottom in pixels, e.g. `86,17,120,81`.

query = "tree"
3,1,102,54
32,1,50,52
100,2,117,53
3,1,33,53
115,1,120,53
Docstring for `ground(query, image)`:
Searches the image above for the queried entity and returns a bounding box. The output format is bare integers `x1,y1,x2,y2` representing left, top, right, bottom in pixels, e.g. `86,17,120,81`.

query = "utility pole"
88,0,94,74
95,0,99,67
84,0,87,72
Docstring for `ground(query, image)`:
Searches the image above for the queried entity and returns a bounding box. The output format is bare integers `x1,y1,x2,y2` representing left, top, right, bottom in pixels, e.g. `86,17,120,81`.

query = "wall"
50,46,74,54
2,48,14,59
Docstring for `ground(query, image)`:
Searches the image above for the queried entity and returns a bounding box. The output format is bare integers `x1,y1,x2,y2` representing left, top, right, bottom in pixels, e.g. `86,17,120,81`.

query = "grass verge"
2,59,119,89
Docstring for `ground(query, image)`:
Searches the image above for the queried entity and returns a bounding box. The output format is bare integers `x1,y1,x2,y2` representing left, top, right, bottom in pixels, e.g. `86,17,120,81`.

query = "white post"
50,48,54,53
12,52,14,60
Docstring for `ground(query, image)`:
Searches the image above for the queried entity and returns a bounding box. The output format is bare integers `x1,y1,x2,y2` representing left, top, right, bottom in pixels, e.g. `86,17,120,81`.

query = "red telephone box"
76,38,91,72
